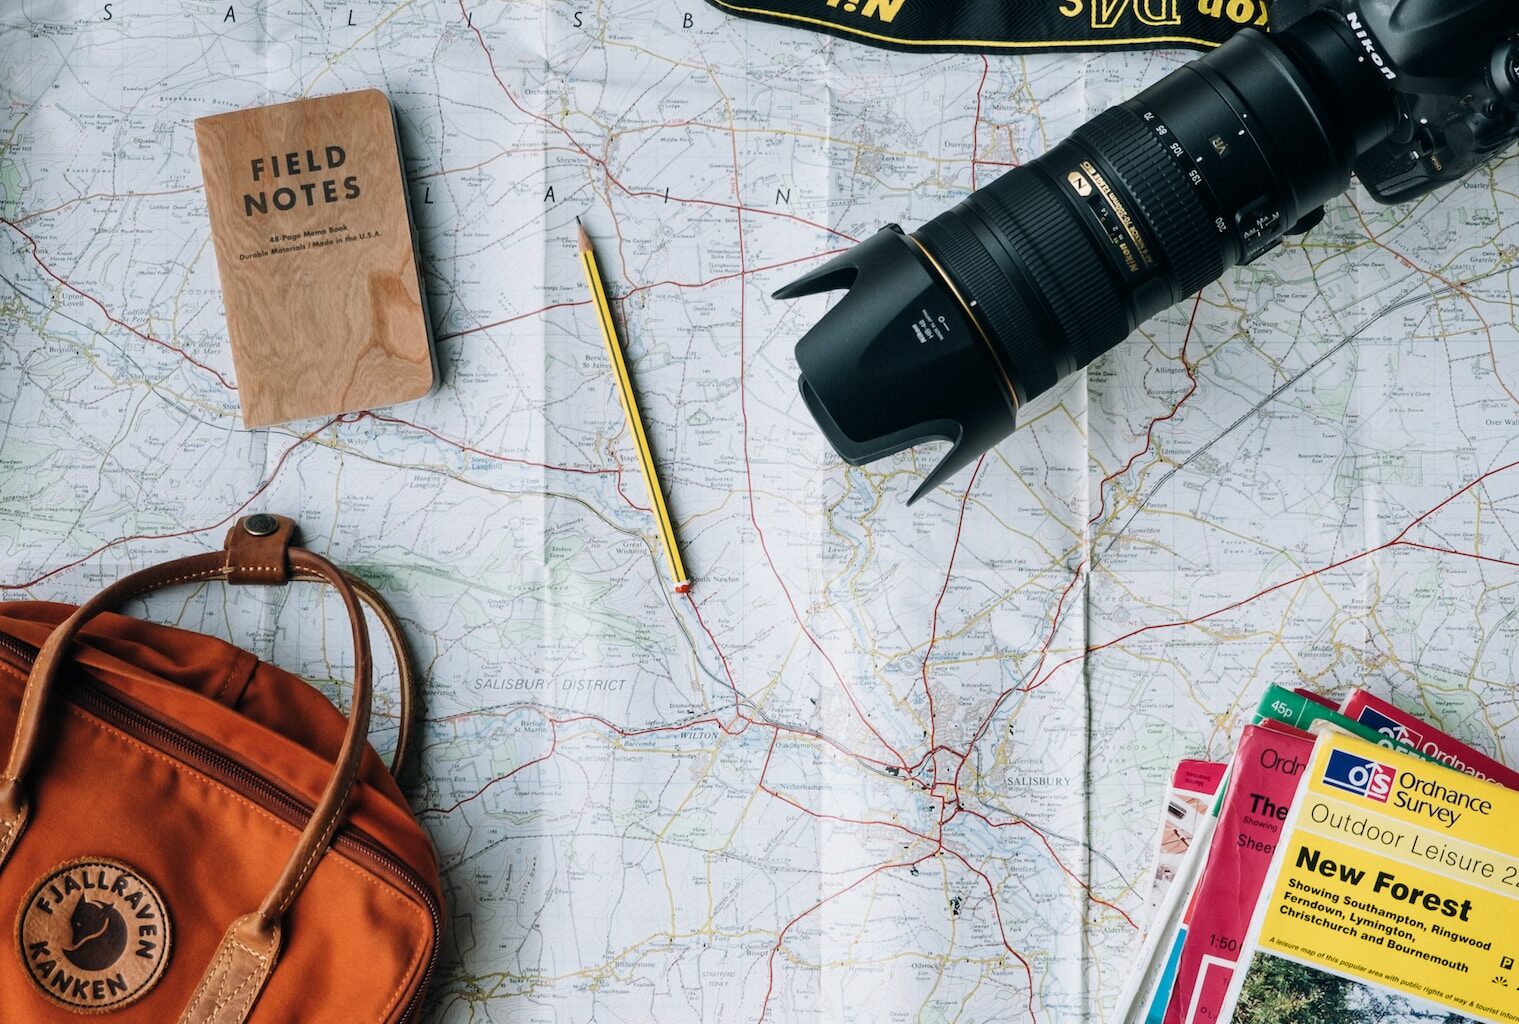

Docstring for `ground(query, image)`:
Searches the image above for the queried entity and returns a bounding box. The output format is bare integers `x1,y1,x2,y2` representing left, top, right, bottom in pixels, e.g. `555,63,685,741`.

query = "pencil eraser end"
674,580,693,594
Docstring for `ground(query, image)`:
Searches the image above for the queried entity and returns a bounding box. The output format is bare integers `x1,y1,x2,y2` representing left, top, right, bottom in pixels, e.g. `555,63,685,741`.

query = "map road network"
3,2,1519,1021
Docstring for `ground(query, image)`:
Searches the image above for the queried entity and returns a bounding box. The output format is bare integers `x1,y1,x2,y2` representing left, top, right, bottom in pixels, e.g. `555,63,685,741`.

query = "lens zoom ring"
1073,106,1223,298
973,168,1129,376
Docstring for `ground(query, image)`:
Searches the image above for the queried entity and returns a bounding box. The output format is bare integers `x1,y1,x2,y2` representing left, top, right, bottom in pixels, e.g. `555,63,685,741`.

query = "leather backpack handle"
220,511,419,779
307,568,419,780
0,516,408,1024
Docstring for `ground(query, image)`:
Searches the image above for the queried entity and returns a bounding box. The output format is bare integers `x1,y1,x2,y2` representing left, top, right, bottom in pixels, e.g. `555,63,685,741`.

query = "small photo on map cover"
1142,759,1226,930
1231,952,1477,1024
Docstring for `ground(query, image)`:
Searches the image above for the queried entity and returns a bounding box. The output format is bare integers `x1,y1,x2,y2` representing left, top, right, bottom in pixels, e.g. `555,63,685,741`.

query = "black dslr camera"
778,0,1519,502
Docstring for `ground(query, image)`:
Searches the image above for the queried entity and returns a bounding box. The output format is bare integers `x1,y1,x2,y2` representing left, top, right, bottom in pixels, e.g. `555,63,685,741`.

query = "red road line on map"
970,56,990,191
1089,293,1202,527
1393,460,1519,539
758,730,941,845
1023,458,1519,693
356,410,627,481
756,747,1042,1023
948,557,1086,797
551,706,905,775
1394,541,1519,569
418,719,559,815
920,457,984,758
621,249,851,300
553,710,739,737
0,418,337,590
608,449,653,513
457,0,860,245
715,96,907,770
767,723,904,769
756,737,1042,1021
956,807,1136,928
421,705,755,816
432,701,903,777
1029,549,1375,692
941,845,1038,1020
3,218,237,390
11,186,204,224
1025,560,1088,691
431,704,732,735
436,300,591,342
756,853,937,1024
1346,197,1515,409
688,591,746,722
762,787,937,845
613,189,860,245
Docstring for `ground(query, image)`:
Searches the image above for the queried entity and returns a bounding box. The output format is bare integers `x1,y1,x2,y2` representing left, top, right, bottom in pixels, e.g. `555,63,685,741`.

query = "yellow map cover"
1220,728,1519,1024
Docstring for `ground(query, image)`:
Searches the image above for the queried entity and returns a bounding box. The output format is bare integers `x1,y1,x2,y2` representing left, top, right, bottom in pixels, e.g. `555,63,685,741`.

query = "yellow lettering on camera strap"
702,0,1305,55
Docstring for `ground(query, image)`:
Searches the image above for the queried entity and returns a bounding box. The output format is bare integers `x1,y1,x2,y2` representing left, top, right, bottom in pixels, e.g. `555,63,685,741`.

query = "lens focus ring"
968,168,1131,377
1073,105,1224,299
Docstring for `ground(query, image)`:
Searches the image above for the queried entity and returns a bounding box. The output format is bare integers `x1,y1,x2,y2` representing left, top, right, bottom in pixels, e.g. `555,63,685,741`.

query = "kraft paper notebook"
195,89,436,427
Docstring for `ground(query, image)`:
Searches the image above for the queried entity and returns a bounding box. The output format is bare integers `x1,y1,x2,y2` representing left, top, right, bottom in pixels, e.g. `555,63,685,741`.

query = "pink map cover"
1161,724,1308,1024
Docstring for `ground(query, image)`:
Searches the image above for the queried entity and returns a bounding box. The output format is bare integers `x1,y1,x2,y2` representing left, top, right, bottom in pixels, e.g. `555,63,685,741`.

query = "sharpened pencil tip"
576,217,592,253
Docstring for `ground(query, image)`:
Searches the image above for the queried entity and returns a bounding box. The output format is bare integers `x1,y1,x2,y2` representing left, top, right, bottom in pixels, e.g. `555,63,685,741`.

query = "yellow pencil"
577,219,692,594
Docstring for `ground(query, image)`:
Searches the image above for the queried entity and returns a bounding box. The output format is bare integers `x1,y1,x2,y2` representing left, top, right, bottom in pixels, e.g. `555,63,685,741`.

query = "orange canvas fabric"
0,602,442,1021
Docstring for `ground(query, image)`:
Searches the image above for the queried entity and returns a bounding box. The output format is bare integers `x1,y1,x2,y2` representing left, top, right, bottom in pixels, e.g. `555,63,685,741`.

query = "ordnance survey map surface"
3,3,1518,1021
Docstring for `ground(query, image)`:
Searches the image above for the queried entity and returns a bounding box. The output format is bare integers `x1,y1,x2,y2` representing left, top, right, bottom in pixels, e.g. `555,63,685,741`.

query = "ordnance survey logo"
17,859,172,1012
1323,749,1396,803
1355,706,1423,749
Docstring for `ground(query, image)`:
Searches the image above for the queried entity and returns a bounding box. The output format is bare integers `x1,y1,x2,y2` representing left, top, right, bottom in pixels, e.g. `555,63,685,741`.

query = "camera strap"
703,0,1309,54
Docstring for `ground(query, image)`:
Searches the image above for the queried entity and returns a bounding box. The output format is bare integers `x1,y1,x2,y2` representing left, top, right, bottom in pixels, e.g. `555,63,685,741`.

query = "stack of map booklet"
1123,685,1519,1024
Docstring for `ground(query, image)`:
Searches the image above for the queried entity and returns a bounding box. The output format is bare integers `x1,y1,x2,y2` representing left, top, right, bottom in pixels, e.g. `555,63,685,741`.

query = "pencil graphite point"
576,217,591,253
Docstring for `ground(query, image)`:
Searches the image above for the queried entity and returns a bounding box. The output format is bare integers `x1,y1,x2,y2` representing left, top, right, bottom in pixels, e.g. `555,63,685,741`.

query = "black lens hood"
776,226,1018,503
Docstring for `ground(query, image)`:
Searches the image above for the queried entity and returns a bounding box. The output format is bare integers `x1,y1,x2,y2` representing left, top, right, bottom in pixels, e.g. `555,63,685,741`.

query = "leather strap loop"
224,513,297,585
225,513,416,777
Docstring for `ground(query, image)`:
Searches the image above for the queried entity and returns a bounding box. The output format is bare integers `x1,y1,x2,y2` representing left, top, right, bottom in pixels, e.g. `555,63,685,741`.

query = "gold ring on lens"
905,235,1021,413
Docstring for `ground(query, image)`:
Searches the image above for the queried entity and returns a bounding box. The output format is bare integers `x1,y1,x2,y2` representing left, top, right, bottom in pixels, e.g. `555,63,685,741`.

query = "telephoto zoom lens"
778,11,1401,502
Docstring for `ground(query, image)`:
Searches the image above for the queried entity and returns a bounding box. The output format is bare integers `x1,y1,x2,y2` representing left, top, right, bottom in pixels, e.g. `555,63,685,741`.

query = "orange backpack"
0,515,442,1022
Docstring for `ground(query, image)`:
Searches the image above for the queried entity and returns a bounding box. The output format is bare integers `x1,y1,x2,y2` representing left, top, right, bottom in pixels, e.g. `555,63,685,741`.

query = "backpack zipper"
0,632,441,1024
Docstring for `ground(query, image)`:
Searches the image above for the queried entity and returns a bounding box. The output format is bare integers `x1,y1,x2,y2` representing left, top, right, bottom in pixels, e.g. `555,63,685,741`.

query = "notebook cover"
195,89,436,427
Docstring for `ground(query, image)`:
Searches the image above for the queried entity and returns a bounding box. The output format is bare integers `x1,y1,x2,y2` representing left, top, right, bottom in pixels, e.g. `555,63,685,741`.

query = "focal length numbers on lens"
1140,108,1231,238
